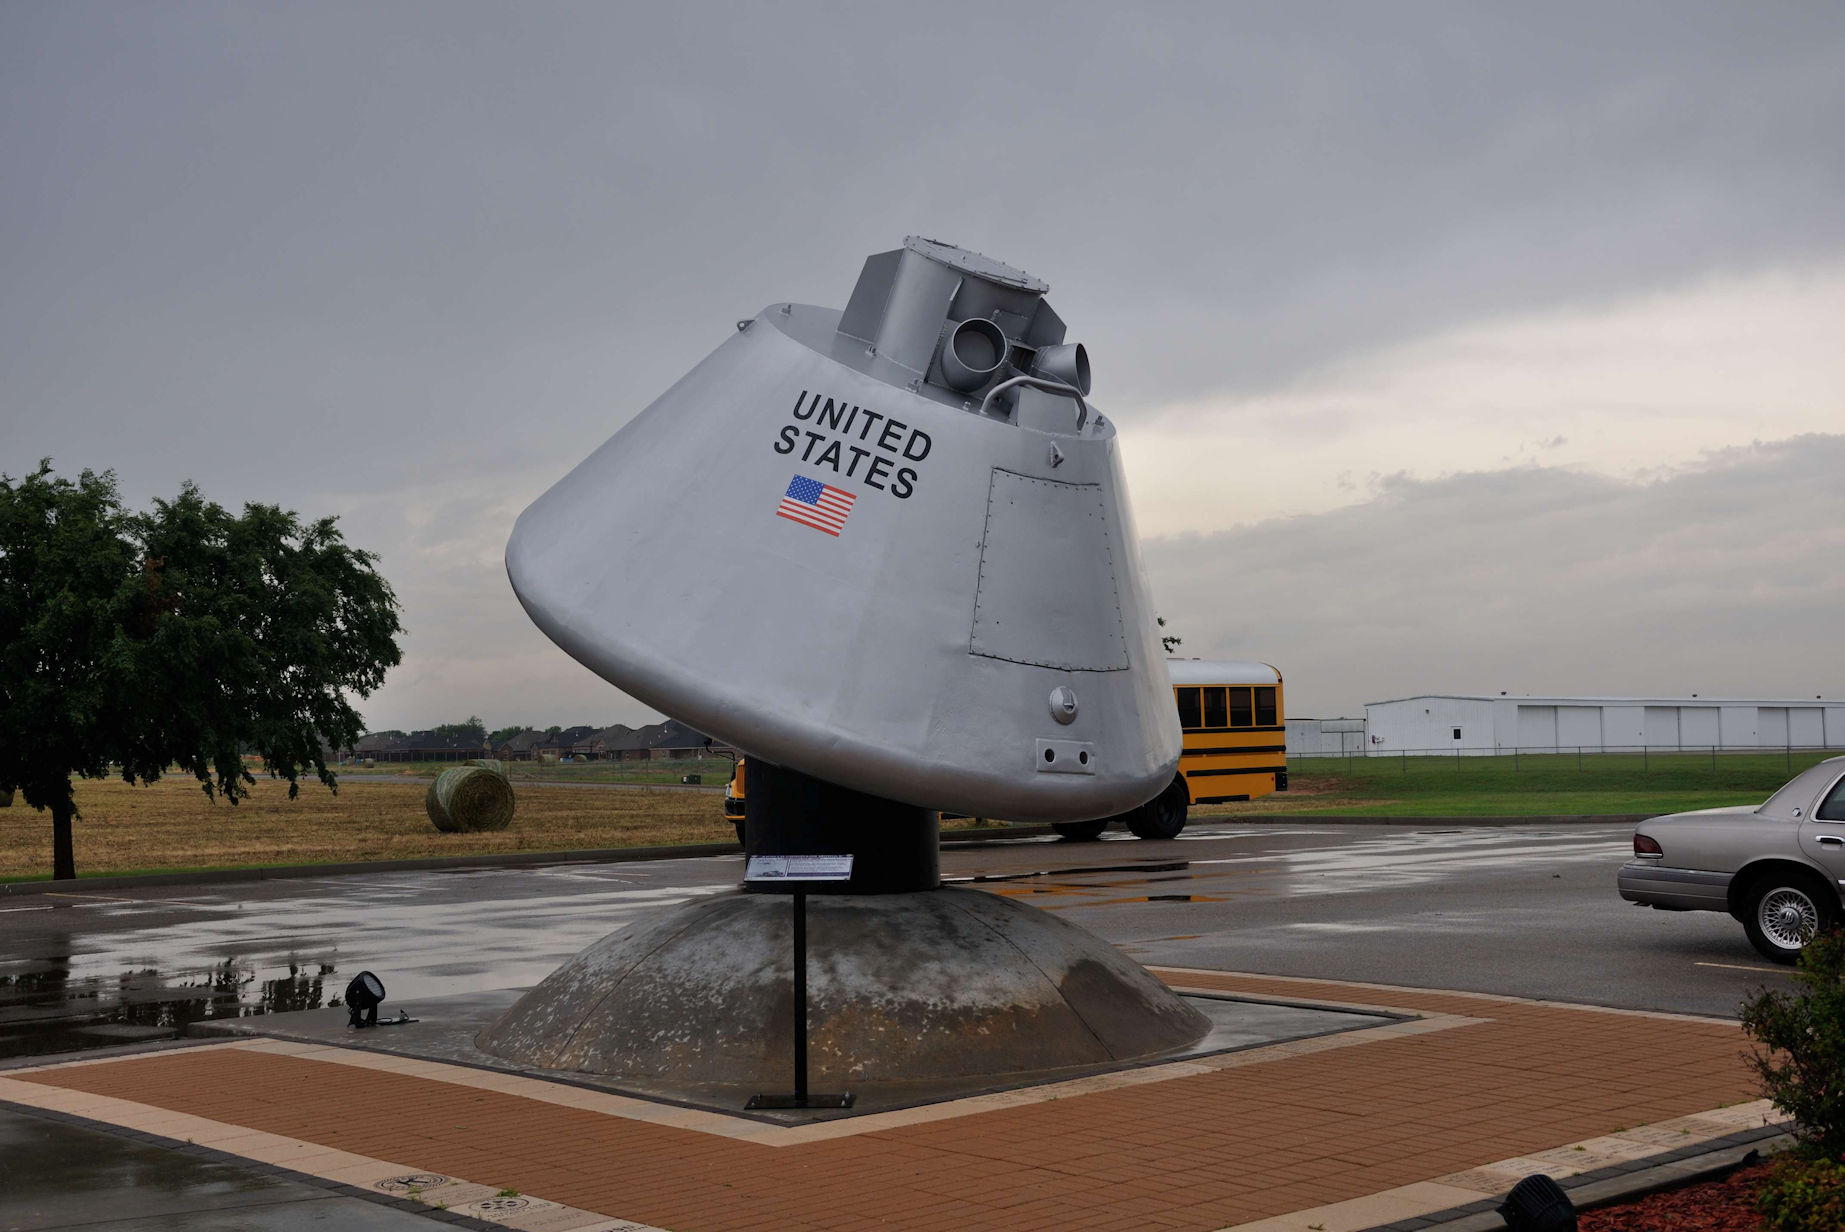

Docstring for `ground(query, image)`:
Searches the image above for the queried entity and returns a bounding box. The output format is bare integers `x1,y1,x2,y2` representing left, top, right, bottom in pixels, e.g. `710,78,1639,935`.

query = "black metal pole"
793,888,807,1106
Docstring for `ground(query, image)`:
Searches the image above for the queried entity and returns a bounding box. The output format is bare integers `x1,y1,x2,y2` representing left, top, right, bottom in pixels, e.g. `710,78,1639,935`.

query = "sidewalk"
0,970,1782,1232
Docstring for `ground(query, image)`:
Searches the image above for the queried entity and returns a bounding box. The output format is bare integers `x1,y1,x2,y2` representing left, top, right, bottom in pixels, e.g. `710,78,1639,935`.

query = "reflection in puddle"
0,870,734,1064
0,953,337,1060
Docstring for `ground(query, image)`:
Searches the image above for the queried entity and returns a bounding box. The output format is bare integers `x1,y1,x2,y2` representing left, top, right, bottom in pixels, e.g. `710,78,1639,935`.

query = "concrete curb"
0,825,1058,896
1359,1126,1795,1231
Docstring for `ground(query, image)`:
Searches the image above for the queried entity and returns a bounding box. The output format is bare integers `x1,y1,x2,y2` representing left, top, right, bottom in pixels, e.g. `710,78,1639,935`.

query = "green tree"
488,726,526,748
434,716,487,742
0,462,402,879
1156,616,1182,655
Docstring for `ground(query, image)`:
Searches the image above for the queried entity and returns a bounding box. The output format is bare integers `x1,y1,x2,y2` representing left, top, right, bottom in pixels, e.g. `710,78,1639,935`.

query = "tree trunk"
51,794,76,881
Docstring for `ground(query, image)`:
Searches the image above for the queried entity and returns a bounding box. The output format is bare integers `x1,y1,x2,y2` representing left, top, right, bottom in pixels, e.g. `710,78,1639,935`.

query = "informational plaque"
742,851,857,1110
745,854,855,882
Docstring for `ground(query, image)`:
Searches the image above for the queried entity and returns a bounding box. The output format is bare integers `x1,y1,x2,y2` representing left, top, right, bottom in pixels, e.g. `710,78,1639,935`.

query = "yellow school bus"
1171,658,1286,796
1053,659,1287,841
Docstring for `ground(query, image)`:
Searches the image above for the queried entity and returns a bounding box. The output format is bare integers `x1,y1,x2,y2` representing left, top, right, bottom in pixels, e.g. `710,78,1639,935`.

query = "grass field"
1205,749,1839,818
0,775,737,882
0,771,1004,882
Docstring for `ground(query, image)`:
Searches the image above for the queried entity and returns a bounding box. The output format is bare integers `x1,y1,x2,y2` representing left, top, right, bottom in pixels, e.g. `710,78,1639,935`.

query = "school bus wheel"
1126,775,1189,841
1052,818,1108,841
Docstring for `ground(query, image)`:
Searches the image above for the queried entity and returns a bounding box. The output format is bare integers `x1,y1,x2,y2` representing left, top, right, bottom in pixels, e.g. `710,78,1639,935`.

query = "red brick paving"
14,972,1759,1231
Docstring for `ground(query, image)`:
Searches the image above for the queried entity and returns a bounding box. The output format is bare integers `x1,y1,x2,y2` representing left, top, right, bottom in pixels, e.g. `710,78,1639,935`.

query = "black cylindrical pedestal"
743,760,939,893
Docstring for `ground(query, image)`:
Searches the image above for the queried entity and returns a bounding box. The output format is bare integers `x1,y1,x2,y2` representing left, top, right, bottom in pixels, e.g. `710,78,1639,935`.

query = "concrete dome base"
475,887,1210,1088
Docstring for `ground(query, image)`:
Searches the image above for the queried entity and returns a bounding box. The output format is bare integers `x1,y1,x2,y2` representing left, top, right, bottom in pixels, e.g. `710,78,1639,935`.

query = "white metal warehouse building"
1364,695,1845,755
1285,717,1367,755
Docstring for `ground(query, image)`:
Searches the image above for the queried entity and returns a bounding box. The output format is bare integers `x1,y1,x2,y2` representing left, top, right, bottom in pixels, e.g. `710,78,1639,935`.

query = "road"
0,822,1790,1066
1007,824,1785,1016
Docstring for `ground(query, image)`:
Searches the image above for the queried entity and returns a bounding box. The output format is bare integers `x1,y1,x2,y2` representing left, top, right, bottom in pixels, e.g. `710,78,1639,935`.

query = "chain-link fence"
1290,744,1841,775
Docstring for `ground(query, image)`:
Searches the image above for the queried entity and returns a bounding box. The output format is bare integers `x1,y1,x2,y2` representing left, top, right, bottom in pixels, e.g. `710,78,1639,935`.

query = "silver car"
1618,755,1845,963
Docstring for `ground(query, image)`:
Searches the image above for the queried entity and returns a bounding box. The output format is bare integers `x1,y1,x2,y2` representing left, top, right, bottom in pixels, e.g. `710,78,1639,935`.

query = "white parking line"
1694,961,1784,974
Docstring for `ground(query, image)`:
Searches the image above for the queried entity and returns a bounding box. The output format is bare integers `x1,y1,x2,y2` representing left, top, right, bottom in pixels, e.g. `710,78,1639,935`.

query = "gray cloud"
1144,436,1845,717
3,4,1843,728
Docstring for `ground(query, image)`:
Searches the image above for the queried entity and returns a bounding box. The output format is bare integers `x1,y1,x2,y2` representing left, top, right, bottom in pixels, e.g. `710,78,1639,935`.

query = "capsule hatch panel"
969,468,1130,673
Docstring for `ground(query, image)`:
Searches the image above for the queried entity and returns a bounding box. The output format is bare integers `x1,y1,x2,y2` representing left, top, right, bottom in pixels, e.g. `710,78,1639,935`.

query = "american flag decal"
776,474,856,536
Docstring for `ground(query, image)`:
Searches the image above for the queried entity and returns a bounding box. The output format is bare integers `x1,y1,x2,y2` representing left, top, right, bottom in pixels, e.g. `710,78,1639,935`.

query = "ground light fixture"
1497,1173,1576,1231
345,971,386,1028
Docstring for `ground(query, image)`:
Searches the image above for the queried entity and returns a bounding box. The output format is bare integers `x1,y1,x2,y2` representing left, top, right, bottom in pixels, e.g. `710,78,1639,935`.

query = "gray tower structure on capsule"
485,239,1206,1098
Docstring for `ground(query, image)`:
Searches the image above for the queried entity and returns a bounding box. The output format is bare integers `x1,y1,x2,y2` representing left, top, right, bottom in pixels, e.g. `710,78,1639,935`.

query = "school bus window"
1228,687,1253,727
1176,687,1202,729
1255,687,1277,726
1201,687,1227,729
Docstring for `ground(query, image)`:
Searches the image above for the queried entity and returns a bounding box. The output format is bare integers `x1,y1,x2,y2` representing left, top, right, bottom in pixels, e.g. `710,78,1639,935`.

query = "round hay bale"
426,766,515,833
362,758,375,769
0,787,13,807
466,758,507,777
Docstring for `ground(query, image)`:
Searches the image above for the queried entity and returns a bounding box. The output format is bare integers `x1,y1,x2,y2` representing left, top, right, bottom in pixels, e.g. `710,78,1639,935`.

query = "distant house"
573,724,626,759
597,719,731,761
540,726,598,760
573,724,634,760
599,724,660,762
372,730,491,763
349,730,494,763
645,719,727,760
352,732,407,762
495,730,548,761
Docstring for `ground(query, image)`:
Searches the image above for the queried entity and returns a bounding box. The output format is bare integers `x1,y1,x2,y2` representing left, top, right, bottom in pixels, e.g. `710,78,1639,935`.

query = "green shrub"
1757,1154,1845,1232
1741,927,1845,1158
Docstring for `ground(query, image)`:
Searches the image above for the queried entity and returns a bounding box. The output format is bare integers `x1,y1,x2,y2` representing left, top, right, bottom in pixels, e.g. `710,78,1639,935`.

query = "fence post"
1577,745,1582,771
1643,745,1648,772
1514,745,1519,772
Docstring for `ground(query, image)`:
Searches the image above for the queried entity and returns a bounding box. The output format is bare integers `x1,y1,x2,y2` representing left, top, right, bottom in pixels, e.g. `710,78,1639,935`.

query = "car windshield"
1756,761,1845,820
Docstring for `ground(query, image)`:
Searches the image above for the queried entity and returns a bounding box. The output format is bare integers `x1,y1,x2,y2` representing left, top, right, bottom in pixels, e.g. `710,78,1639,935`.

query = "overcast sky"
4,3,1842,727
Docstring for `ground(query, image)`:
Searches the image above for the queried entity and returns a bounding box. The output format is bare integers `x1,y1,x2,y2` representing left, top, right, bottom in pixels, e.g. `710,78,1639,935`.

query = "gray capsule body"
507,243,1179,821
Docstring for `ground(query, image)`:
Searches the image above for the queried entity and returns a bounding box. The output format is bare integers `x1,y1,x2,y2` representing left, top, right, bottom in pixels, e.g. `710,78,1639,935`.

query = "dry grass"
0,775,735,881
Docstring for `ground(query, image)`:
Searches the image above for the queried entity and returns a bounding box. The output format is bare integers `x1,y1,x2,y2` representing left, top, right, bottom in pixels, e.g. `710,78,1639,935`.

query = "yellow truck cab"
724,759,747,844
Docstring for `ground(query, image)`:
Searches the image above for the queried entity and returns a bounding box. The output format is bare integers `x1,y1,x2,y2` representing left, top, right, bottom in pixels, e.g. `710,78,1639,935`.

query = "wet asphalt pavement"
0,822,1790,1069
1047,824,1789,1017
0,1107,440,1231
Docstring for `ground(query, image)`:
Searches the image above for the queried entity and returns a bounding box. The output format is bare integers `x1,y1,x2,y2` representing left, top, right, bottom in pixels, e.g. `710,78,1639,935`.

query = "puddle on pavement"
0,957,341,1061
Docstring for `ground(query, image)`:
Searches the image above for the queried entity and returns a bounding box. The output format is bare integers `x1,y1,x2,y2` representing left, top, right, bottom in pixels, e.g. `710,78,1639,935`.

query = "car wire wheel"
1758,887,1820,952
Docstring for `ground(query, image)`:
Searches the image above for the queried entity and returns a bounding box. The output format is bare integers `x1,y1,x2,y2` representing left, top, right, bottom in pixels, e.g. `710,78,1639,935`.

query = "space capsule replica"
507,237,1179,822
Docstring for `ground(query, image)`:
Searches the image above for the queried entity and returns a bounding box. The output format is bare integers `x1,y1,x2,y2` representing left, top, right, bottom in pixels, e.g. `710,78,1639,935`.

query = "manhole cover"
375,1173,448,1193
